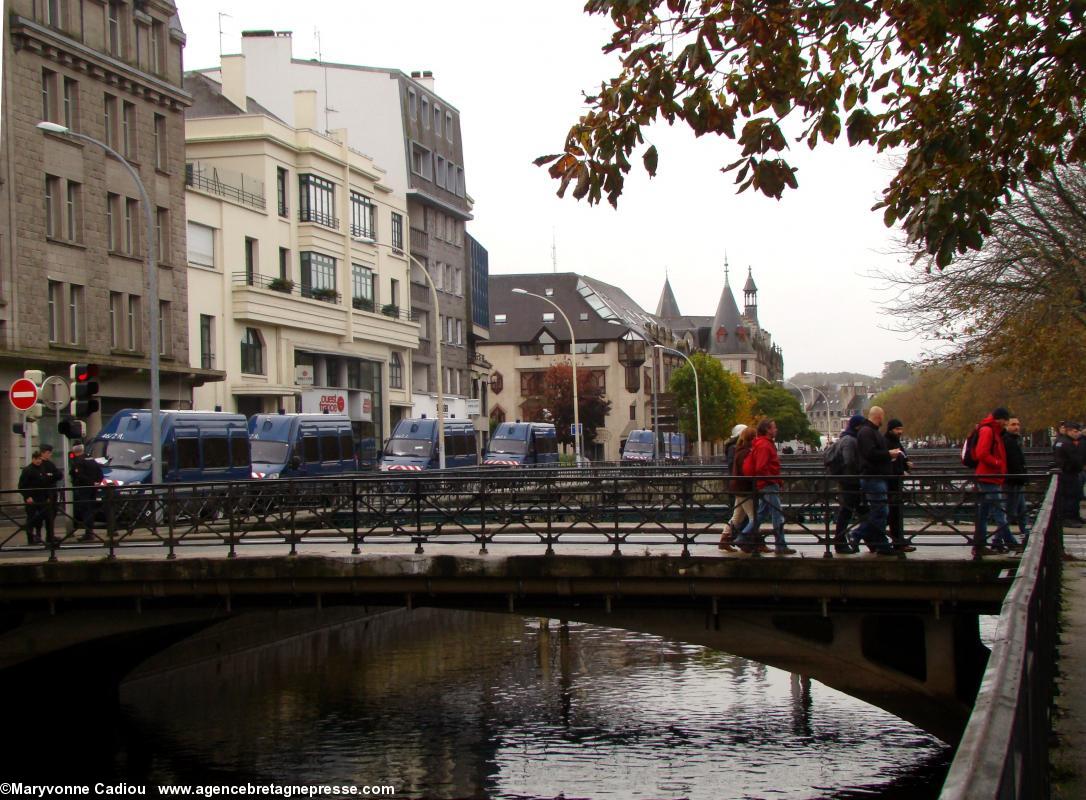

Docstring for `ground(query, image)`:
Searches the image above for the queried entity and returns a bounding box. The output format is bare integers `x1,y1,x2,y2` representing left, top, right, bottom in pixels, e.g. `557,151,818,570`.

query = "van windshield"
88,440,152,469
384,438,432,457
625,441,653,454
489,439,528,455
251,440,290,464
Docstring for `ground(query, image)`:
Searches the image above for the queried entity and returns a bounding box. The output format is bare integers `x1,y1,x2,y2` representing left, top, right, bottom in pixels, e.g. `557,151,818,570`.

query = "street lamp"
743,371,771,385
37,121,163,484
655,344,702,461
512,288,581,464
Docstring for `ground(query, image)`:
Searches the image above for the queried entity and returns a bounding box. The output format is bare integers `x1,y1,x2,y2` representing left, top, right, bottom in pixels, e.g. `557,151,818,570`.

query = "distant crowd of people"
718,406,1083,557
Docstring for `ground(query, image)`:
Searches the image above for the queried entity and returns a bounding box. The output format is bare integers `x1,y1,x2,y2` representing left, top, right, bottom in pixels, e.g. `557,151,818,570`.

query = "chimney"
220,54,247,111
415,69,435,91
294,89,318,130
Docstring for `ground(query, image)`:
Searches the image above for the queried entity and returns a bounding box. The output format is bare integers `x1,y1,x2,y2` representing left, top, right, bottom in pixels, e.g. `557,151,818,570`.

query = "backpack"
823,438,846,474
961,424,995,468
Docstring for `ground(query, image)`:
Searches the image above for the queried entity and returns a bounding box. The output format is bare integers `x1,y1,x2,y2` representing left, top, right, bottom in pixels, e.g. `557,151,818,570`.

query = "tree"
881,360,912,385
542,362,613,449
749,384,820,446
536,1,1086,264
666,353,751,444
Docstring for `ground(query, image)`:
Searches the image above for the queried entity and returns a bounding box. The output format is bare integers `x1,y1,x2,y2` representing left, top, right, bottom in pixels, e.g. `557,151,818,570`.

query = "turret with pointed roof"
709,272,754,355
743,267,758,322
655,275,682,319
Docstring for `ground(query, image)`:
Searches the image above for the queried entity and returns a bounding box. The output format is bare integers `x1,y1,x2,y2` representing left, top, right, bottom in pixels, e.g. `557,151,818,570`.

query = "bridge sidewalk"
1053,531,1086,798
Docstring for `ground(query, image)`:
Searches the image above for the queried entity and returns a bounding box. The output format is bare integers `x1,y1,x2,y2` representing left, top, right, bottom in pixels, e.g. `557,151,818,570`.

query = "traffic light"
69,363,100,418
21,369,44,420
58,418,86,440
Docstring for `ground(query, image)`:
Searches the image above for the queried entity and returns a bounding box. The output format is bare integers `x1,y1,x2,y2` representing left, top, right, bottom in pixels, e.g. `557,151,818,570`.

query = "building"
0,0,221,486
655,263,784,384
480,273,686,462
195,30,489,442
183,60,417,457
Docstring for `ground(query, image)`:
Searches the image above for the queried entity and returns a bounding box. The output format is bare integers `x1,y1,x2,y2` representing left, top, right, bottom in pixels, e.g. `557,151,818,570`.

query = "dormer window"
494,313,507,324
542,312,555,323
544,288,554,296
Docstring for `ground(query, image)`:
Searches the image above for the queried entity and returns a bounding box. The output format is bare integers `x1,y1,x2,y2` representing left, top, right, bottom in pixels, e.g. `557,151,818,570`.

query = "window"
302,436,319,463
62,77,78,131
177,438,199,470
390,278,399,307
153,114,166,170
244,237,257,283
456,167,465,197
276,167,288,217
434,105,442,136
630,403,637,421
278,247,289,280
187,222,215,267
241,328,264,374
65,181,80,242
421,97,429,127
390,352,403,389
391,212,404,252
158,300,169,355
325,358,342,388
44,175,59,238
456,319,463,345
121,102,135,159
199,314,214,369
104,94,117,147
352,264,374,309
300,251,336,295
298,174,336,227
43,0,64,29
350,192,375,239
446,112,453,141
109,293,122,348
435,156,445,189
150,21,164,75
230,437,249,468
319,435,339,462
575,341,606,355
542,312,555,323
127,295,140,350
41,69,57,123
156,207,169,262
410,143,432,180
107,1,123,57
339,434,354,461
446,316,455,343
494,314,507,324
416,310,429,338
203,438,229,470
47,281,62,342
408,89,417,119
124,198,138,254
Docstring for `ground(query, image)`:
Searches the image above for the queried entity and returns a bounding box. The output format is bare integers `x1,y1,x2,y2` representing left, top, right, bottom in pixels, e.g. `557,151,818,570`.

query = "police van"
379,418,478,471
248,413,357,478
484,422,559,466
620,430,688,462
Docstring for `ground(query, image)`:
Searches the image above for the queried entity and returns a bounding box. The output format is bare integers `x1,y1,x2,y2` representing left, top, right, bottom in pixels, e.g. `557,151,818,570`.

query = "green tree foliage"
666,352,751,443
881,360,912,384
536,1,1086,264
543,362,613,448
749,384,820,446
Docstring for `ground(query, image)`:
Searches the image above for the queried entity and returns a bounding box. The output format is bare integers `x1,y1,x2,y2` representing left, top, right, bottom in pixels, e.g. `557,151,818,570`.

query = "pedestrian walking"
884,419,915,552
828,414,865,554
18,451,53,546
1002,417,1030,542
68,443,103,542
735,418,796,556
720,425,756,551
848,406,899,556
972,407,1019,553
1053,420,1084,526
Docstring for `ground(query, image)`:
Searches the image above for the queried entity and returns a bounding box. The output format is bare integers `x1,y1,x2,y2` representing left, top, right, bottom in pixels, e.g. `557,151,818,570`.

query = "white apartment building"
183,64,417,461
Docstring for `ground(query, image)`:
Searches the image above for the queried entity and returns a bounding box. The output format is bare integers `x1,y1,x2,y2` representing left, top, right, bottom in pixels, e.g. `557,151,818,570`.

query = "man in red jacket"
973,407,1019,554
735,418,796,555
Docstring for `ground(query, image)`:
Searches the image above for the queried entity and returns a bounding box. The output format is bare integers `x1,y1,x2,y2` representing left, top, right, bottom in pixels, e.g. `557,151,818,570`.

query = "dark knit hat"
847,414,866,431
887,418,904,430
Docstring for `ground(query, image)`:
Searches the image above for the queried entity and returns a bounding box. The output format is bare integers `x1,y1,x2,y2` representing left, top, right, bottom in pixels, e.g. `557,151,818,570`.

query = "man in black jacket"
884,418,914,552
1054,421,1084,526
849,406,902,556
68,443,103,542
18,451,52,545
36,443,62,544
1002,417,1030,542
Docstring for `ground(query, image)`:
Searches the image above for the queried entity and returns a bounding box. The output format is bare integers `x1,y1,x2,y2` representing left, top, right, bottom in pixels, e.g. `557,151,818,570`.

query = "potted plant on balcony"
310,287,338,302
381,303,400,318
268,277,294,293
353,296,375,312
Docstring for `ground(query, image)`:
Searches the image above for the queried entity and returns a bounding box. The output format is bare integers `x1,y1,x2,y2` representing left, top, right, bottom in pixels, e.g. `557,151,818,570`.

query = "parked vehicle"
89,410,251,485
621,430,688,462
379,418,478,471
248,414,357,478
484,422,559,466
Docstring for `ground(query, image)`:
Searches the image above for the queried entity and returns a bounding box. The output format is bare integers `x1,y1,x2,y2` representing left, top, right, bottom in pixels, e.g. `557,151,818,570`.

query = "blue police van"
484,422,559,466
379,418,478,471
89,410,251,485
248,414,357,479
621,430,688,462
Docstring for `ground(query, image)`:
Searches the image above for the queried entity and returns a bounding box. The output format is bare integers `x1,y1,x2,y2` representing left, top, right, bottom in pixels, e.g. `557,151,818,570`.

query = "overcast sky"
178,0,927,378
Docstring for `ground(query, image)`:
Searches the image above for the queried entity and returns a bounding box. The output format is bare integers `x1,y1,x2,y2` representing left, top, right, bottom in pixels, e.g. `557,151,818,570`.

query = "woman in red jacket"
735,418,796,555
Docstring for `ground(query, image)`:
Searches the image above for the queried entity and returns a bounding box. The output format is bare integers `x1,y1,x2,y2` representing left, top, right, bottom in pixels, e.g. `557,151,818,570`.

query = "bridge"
0,459,1063,767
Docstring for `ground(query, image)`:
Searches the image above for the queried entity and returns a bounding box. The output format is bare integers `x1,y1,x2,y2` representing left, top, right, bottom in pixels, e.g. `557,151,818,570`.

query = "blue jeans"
851,479,891,551
1003,485,1030,538
738,485,787,549
976,482,1017,547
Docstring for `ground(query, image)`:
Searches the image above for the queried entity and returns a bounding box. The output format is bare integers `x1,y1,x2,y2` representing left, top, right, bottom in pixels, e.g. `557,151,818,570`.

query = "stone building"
0,0,221,486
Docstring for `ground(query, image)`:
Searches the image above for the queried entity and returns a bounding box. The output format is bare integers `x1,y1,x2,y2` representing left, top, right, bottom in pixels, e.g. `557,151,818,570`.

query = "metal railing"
185,162,266,210
0,468,1051,562
233,272,341,305
410,227,428,252
939,476,1062,799
298,209,339,229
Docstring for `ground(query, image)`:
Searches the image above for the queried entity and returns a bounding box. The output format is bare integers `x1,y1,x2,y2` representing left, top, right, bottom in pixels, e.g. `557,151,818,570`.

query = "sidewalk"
1053,530,1086,798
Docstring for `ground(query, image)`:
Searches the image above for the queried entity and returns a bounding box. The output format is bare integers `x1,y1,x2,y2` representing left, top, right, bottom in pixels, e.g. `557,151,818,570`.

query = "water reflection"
111,609,950,799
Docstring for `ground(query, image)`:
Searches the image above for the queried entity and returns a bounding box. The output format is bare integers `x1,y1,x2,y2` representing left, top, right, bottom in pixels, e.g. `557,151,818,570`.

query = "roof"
708,282,755,355
743,267,758,293
655,277,682,319
182,71,285,122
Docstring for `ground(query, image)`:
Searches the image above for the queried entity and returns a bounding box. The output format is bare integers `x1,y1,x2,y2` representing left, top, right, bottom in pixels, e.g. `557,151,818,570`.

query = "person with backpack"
884,419,915,552
1053,420,1084,527
735,418,796,555
719,425,756,551
848,406,899,556
1002,417,1030,541
826,414,865,554
970,407,1019,553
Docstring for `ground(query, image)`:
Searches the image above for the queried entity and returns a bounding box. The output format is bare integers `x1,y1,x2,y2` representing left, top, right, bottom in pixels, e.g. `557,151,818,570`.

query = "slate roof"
183,71,285,121
655,277,682,319
708,279,755,355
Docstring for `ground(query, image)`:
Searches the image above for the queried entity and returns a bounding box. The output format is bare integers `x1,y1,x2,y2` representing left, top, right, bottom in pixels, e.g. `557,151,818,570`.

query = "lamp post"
37,121,163,484
743,371,771,385
655,344,702,461
512,288,581,464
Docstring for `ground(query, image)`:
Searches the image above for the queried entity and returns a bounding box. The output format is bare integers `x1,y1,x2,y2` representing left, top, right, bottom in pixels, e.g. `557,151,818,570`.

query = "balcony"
233,272,340,304
298,209,339,230
185,162,266,211
410,227,429,253
471,351,492,370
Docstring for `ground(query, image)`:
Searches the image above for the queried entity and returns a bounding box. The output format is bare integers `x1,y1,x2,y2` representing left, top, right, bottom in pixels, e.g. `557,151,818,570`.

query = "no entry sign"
9,378,39,412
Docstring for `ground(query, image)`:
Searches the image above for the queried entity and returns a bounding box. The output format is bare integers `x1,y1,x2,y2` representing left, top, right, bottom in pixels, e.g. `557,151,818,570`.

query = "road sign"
9,378,39,412
570,423,583,437
41,375,70,411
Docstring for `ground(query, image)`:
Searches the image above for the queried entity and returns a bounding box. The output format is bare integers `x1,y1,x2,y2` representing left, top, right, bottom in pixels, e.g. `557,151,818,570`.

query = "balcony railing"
185,162,266,210
410,227,429,252
350,225,375,241
232,272,340,304
299,209,339,229
470,351,492,369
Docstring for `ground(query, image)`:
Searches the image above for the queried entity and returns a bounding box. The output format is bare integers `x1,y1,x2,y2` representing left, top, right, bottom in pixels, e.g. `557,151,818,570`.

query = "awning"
231,385,299,397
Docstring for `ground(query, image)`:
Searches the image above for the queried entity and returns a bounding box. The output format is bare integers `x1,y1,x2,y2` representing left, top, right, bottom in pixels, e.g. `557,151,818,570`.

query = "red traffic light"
70,363,99,382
